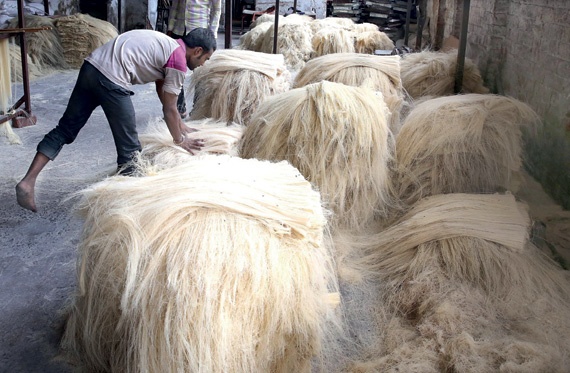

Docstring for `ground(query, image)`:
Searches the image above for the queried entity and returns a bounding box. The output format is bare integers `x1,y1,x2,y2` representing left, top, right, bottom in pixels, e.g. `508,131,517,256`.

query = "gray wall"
433,0,570,207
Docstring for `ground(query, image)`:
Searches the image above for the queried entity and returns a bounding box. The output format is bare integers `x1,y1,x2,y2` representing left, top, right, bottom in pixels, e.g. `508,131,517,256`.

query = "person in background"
167,0,222,117
15,28,217,213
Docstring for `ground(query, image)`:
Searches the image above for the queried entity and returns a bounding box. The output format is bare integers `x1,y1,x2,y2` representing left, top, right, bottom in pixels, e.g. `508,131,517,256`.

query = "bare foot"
16,181,37,212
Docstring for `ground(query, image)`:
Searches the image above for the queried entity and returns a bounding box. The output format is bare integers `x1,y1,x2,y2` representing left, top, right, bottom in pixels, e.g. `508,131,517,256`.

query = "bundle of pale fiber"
309,17,356,34
54,13,118,68
400,50,489,99
294,53,403,133
250,13,284,28
239,81,394,231
260,19,314,71
354,30,394,54
189,49,291,125
350,193,570,372
281,13,315,24
236,20,273,51
311,27,355,58
237,14,297,52
354,22,379,33
395,94,540,206
61,154,342,373
7,15,68,70
137,117,244,171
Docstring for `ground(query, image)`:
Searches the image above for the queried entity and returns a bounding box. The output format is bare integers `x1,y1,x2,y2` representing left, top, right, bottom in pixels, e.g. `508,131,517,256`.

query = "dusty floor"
1,37,570,372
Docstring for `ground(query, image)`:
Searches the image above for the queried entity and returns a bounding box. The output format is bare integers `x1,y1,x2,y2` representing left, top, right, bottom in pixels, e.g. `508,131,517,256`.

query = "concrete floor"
2,31,570,373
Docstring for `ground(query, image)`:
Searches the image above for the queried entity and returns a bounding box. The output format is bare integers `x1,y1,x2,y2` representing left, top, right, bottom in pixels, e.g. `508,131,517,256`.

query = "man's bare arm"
156,81,204,153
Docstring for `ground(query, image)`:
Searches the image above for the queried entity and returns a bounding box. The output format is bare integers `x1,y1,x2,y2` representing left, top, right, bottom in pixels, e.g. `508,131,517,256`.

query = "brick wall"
437,0,570,208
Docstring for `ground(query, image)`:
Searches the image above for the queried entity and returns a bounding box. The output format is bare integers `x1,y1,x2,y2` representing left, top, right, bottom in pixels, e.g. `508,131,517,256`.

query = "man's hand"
174,134,205,154
156,83,203,154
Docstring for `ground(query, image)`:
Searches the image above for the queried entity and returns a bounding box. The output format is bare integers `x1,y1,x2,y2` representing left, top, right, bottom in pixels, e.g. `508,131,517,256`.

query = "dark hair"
181,28,217,52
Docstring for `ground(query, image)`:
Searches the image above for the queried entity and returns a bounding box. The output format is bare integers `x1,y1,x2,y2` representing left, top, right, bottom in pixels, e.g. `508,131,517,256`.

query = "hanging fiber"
0,38,21,145
1,39,22,145
137,117,244,172
7,15,68,70
54,13,118,69
61,154,342,373
395,94,540,206
0,38,11,113
350,193,570,372
400,50,489,99
239,81,395,231
294,53,404,133
189,49,291,125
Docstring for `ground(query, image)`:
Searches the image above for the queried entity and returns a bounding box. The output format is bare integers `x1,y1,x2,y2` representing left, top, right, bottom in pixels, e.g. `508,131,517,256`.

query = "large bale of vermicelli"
54,13,118,68
236,21,273,51
189,49,291,125
294,53,404,133
259,19,314,71
239,81,394,231
309,17,356,34
354,31,394,54
349,193,570,372
61,154,342,373
395,94,540,206
250,13,284,28
400,50,489,99
354,23,380,33
310,27,355,58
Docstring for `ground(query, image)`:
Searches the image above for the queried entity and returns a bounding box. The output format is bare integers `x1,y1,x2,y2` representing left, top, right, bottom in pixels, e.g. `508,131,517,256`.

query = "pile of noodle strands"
61,154,342,373
395,94,540,206
239,80,394,231
349,193,570,372
190,49,291,125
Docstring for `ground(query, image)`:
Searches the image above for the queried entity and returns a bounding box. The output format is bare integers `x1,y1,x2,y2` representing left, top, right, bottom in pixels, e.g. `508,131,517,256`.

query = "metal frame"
0,0,49,126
